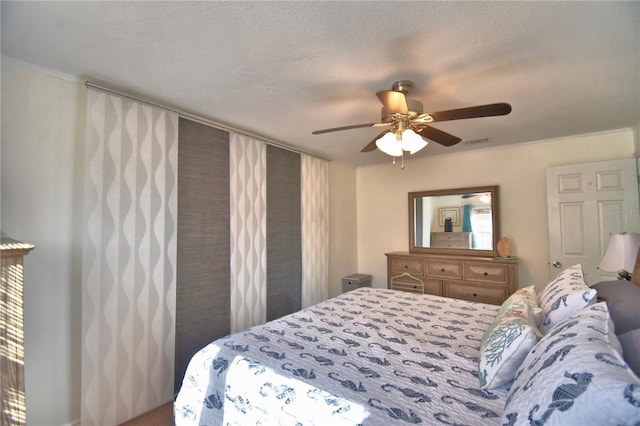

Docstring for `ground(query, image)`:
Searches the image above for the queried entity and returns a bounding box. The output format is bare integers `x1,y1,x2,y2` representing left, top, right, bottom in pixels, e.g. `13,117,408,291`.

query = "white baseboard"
60,419,80,426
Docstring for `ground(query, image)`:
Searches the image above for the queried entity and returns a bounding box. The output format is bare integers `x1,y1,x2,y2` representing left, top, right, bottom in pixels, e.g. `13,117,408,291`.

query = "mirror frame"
409,185,500,256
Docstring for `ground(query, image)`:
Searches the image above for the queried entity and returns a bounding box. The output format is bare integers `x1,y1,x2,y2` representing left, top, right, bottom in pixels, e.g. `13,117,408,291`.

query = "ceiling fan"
312,80,511,156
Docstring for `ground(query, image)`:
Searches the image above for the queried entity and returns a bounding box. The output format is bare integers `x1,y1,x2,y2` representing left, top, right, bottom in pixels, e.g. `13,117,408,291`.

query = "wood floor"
119,402,174,426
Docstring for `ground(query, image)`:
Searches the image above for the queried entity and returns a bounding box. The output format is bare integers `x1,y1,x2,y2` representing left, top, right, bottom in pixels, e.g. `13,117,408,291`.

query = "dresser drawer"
426,260,463,279
422,278,443,297
390,274,442,296
391,280,424,294
465,263,509,284
430,232,472,249
392,258,424,275
444,281,506,305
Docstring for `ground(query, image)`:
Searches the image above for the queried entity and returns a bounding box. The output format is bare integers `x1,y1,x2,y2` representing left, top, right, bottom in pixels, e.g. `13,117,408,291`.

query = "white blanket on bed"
175,287,508,425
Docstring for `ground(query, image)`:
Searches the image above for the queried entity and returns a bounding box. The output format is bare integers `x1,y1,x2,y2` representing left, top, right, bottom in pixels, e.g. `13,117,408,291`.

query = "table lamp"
599,232,640,280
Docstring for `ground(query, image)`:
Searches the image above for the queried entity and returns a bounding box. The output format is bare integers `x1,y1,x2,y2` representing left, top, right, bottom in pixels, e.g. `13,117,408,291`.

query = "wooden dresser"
430,232,472,249
385,251,517,305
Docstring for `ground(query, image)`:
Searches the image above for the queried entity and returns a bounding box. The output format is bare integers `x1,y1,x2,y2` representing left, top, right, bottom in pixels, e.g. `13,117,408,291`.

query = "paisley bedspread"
174,287,508,425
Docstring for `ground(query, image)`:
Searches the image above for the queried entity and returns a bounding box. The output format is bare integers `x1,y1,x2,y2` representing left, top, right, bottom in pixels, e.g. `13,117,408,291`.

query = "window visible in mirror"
471,206,492,250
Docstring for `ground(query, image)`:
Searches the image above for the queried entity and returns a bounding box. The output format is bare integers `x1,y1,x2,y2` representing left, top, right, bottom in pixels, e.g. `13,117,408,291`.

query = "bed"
175,265,640,425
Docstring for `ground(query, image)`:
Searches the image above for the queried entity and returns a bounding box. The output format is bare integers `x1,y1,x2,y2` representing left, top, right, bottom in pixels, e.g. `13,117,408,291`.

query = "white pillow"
538,264,597,334
502,302,640,426
479,287,542,389
497,286,543,325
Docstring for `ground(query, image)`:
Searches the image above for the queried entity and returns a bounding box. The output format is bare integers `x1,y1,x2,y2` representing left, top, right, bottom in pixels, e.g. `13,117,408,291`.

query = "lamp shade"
375,132,403,156
599,232,640,272
375,129,428,157
400,129,428,154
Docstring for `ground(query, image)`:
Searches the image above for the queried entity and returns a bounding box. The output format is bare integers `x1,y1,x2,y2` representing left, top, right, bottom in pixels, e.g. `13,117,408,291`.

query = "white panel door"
547,158,640,284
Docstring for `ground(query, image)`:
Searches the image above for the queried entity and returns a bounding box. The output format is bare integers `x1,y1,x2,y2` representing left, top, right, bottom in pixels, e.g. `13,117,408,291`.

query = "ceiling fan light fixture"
375,129,428,157
401,129,428,154
375,132,403,157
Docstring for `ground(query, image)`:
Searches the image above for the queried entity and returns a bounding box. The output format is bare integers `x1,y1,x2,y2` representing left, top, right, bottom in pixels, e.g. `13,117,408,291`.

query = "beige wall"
1,58,85,425
356,130,637,292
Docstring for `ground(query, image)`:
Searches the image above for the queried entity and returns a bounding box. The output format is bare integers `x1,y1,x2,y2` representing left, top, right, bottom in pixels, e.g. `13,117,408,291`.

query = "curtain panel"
81,88,178,425
266,146,302,320
175,119,231,392
229,133,267,333
301,155,329,308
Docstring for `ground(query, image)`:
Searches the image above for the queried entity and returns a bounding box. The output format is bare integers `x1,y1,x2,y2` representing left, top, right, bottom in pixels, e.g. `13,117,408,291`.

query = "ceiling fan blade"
376,90,408,114
361,130,390,152
429,103,512,122
312,122,379,134
416,125,462,146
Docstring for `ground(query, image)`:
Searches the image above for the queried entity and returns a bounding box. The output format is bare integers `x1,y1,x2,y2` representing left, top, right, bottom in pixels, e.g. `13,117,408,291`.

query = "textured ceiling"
2,1,639,166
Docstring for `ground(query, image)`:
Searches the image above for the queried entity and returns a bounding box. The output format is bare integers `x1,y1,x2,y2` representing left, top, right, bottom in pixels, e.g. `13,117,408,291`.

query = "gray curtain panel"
266,146,302,321
175,118,230,393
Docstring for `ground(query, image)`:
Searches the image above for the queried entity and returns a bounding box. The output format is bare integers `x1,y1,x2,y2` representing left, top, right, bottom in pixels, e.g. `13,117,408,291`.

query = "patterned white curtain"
229,133,267,333
81,88,178,425
301,154,329,308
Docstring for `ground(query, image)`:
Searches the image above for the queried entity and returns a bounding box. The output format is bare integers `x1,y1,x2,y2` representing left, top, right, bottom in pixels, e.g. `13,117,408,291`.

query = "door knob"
552,261,562,268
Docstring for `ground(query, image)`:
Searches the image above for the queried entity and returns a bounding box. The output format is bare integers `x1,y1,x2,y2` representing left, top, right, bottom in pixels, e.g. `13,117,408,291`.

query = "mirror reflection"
409,186,499,255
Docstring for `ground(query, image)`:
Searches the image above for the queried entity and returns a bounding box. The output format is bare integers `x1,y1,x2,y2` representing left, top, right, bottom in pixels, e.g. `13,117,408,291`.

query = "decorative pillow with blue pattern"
479,286,542,389
501,302,640,426
538,264,597,334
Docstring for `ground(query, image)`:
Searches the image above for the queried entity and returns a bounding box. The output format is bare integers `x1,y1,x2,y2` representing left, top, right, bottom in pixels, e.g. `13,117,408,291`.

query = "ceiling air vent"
464,137,491,145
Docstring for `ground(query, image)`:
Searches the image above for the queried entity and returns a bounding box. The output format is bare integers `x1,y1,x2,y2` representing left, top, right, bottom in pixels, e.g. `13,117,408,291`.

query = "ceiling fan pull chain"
391,153,406,169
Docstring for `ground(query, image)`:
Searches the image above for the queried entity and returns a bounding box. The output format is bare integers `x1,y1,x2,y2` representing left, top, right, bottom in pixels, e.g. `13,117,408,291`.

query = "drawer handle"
483,272,488,276
441,268,445,272
404,265,408,269
473,293,478,297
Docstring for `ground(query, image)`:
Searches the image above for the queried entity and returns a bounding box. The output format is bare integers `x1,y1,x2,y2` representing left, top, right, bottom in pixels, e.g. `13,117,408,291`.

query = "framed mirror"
409,185,500,256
